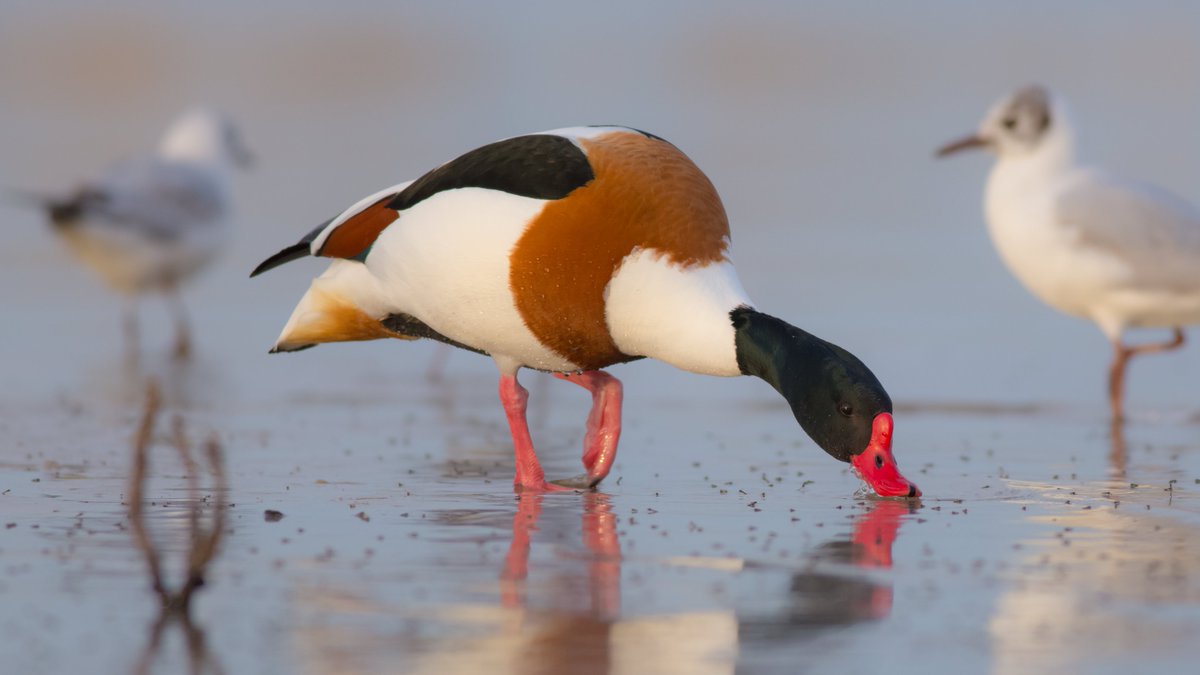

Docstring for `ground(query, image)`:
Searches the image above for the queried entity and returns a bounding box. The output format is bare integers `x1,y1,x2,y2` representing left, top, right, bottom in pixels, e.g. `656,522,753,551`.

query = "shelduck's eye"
1001,116,1017,130
838,403,853,417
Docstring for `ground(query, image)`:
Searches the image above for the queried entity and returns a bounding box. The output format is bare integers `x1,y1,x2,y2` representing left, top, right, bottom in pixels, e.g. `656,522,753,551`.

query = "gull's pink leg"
499,373,570,492
1108,328,1185,422
553,370,623,487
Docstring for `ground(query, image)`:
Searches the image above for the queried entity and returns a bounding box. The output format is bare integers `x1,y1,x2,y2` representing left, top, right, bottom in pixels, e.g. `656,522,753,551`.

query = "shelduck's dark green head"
731,307,920,498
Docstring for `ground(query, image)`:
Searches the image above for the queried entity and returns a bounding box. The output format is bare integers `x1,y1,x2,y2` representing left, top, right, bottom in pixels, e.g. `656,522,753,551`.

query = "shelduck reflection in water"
290,495,914,673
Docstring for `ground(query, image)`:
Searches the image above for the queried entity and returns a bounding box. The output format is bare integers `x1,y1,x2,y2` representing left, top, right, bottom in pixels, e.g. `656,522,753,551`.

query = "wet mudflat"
2,348,1199,675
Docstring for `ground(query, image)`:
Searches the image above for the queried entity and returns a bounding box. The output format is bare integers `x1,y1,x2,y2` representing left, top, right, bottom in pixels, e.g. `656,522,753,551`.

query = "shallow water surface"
2,359,1199,674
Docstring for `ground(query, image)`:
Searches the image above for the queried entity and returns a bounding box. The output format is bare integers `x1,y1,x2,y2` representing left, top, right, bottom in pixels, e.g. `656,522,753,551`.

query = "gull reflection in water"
1108,418,1128,479
127,381,227,675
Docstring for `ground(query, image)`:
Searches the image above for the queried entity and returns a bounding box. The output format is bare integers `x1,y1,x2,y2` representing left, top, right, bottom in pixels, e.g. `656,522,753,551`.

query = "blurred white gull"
14,108,252,359
938,85,1200,420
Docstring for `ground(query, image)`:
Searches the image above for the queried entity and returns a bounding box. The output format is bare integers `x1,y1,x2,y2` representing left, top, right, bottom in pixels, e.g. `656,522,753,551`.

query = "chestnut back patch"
510,131,730,370
316,195,400,260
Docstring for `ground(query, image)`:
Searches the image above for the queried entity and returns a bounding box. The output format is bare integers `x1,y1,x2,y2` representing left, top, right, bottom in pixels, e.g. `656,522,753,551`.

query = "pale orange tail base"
272,286,412,353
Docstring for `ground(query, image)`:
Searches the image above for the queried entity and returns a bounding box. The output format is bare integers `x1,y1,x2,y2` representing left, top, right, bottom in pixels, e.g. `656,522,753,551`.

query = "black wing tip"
1,186,86,226
268,343,316,354
250,242,311,278
251,218,334,277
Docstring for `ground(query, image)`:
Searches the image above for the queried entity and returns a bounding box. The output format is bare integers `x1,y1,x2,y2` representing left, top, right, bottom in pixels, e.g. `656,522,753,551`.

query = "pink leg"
499,373,570,492
1108,328,1185,422
553,370,623,487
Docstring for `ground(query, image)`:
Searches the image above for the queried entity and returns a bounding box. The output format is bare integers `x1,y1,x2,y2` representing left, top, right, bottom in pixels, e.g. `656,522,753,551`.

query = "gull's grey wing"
57,158,228,241
1055,168,1200,291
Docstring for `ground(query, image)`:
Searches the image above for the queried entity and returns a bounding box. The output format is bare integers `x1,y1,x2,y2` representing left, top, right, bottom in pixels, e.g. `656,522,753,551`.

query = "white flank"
365,187,580,372
605,250,752,376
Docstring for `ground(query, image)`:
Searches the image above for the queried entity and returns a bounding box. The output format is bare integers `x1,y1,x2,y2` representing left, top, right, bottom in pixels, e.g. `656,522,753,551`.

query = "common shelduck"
12,108,252,359
938,86,1200,420
253,126,919,497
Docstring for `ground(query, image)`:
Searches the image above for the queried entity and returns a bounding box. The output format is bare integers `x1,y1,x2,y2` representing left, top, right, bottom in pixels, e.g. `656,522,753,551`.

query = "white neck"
986,117,1079,220
1002,132,1074,174
604,250,752,377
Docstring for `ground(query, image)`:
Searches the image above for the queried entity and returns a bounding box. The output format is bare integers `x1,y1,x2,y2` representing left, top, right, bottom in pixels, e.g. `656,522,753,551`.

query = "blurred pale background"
2,0,1198,411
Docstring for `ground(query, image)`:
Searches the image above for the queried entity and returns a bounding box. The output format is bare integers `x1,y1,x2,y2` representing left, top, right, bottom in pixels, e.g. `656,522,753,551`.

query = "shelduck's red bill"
850,413,921,498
